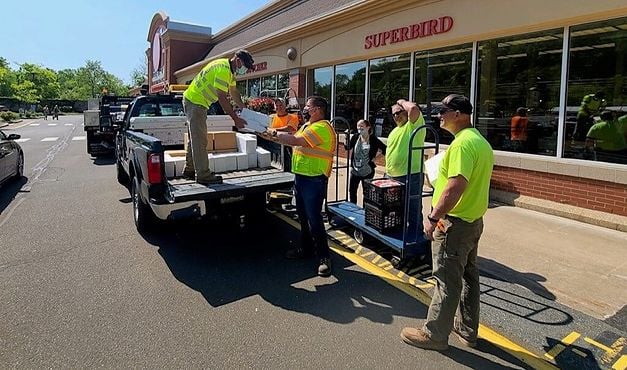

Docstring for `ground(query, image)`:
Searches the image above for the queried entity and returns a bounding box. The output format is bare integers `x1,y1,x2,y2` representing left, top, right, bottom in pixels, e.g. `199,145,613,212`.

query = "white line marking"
30,123,40,126
15,138,31,143
47,123,57,126
64,124,73,126
41,137,59,142
71,136,86,141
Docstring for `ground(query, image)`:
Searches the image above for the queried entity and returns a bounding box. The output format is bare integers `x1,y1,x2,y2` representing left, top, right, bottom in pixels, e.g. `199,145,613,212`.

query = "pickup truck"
115,94,294,233
84,95,134,156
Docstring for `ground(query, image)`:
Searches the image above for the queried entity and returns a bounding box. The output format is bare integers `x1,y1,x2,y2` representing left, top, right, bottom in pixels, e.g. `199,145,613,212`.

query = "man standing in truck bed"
182,50,253,184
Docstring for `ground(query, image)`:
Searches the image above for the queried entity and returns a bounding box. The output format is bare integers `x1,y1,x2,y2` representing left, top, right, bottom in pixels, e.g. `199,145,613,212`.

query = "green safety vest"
183,58,235,108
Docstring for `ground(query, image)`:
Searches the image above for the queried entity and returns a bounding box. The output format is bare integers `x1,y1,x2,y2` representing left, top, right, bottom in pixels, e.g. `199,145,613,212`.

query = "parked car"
0,129,24,186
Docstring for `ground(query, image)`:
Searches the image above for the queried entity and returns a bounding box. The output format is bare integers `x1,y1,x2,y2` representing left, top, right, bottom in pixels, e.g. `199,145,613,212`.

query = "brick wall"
491,165,627,216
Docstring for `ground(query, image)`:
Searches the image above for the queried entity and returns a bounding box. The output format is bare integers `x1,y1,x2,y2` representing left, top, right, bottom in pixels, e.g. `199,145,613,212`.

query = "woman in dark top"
345,119,386,204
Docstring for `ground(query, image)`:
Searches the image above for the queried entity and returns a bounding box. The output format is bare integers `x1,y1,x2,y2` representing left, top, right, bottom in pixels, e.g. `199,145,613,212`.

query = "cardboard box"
183,132,214,152
256,147,271,168
212,131,237,152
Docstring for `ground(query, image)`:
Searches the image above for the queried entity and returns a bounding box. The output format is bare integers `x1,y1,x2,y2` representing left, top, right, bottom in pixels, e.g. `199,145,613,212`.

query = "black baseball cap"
235,49,254,69
441,94,473,115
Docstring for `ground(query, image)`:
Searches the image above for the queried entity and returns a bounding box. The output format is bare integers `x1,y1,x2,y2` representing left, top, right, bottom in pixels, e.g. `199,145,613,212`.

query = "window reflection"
368,54,410,137
311,67,333,103
564,17,627,164
261,75,277,97
333,61,366,132
247,78,260,97
414,44,472,144
477,30,563,156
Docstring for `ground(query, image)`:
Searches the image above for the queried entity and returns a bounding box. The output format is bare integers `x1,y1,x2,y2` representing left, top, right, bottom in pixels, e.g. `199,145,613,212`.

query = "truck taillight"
147,153,162,184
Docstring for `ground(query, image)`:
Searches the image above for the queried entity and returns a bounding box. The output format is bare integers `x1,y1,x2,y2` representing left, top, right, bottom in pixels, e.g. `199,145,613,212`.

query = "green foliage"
0,57,129,101
0,111,20,122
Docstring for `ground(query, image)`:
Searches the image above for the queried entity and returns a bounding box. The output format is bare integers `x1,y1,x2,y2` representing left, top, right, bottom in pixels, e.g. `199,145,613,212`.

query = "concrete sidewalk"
328,158,627,322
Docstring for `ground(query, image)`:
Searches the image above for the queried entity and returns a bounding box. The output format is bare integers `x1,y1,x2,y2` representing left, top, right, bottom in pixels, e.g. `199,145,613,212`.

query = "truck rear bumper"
150,200,207,221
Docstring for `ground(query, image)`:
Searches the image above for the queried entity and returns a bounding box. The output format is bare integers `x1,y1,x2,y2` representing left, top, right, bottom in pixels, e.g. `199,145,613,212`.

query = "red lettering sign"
245,61,268,74
364,16,454,49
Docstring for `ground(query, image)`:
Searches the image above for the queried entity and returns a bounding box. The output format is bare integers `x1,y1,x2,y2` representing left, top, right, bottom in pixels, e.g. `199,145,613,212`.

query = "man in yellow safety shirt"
271,96,337,277
182,50,253,184
401,94,494,351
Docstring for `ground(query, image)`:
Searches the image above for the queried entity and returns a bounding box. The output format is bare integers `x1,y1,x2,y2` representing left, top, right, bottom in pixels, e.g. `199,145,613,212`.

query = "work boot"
197,175,223,185
400,327,448,351
318,257,332,277
452,325,477,348
182,170,195,180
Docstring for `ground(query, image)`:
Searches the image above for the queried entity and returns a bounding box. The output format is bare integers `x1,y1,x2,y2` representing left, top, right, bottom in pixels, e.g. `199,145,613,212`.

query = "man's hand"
233,116,247,130
423,219,436,241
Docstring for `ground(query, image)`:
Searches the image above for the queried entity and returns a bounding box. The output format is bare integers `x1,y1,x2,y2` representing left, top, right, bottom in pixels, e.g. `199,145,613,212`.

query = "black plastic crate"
364,202,403,233
363,178,405,208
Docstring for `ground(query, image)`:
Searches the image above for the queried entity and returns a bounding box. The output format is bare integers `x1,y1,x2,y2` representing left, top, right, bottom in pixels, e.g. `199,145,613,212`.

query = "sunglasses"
392,110,405,117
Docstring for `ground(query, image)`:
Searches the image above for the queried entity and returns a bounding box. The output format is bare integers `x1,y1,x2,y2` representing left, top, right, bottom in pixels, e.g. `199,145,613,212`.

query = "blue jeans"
294,174,330,258
391,173,424,242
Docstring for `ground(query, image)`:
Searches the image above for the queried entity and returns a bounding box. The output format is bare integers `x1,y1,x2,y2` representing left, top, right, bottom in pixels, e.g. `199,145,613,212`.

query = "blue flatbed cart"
326,122,440,268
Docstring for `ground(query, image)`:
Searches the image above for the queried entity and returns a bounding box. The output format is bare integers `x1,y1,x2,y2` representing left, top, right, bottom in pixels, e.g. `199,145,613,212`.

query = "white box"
256,147,271,168
240,109,270,132
212,153,237,173
164,153,176,178
236,133,257,154
174,157,186,177
207,115,234,131
248,153,257,168
233,152,248,170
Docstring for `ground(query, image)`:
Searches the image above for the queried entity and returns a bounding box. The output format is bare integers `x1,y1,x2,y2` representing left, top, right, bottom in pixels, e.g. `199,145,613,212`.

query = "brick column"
289,68,306,105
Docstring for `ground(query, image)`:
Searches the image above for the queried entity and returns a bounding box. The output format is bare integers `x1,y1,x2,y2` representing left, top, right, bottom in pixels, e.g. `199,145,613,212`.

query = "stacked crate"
363,178,405,233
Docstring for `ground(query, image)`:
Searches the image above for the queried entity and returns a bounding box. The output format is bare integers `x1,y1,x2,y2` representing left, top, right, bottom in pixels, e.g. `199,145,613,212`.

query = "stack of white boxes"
163,131,274,178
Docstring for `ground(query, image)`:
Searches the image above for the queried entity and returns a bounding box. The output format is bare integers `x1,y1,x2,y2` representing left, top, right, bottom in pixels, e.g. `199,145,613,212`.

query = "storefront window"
368,54,410,137
236,80,247,96
333,61,366,132
261,75,277,97
477,30,563,156
564,17,627,165
310,67,332,104
414,44,472,144
277,72,290,97
247,78,261,97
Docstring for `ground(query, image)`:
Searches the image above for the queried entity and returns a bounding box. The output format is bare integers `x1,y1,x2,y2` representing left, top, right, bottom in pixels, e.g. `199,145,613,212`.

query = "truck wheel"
131,178,156,233
116,158,129,187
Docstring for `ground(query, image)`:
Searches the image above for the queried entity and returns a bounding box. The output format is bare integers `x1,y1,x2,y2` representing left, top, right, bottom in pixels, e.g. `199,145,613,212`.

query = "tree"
74,60,127,98
130,56,147,87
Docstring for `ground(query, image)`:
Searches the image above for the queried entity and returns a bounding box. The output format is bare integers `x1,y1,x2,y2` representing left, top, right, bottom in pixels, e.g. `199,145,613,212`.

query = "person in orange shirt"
270,98,299,133
510,107,528,152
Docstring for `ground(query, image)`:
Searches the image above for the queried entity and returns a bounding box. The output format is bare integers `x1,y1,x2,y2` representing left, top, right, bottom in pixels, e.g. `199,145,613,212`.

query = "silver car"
0,129,24,186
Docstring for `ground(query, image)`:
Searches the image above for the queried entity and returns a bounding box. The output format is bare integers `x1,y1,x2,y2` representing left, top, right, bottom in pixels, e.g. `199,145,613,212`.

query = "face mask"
302,108,311,121
358,128,368,136
236,65,248,76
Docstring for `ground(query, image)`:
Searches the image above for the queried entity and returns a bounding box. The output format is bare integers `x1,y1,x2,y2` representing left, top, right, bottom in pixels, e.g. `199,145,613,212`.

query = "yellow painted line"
603,337,626,364
585,337,613,353
612,355,627,370
273,211,558,370
544,332,580,360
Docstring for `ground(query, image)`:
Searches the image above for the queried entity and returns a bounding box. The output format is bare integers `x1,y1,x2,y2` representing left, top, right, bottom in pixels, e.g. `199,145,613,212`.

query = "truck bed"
166,166,293,202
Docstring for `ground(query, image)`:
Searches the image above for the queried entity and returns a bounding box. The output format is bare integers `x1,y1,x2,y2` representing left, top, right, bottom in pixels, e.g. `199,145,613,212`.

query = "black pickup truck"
115,94,294,233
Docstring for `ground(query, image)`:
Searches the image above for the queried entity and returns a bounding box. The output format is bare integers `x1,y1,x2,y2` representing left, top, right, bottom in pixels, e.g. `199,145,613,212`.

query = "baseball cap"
441,94,473,115
236,50,255,69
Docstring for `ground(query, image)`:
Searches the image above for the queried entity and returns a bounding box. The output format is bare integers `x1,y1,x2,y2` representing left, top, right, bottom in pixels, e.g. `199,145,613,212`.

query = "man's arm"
275,131,309,147
217,90,246,129
397,99,421,123
229,85,246,109
429,176,468,220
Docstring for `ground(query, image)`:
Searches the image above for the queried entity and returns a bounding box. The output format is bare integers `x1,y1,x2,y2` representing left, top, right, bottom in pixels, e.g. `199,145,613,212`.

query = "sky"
0,0,271,84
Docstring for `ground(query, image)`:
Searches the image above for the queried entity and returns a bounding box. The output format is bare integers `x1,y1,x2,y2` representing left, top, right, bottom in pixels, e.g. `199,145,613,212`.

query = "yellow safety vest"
292,120,337,177
183,58,235,109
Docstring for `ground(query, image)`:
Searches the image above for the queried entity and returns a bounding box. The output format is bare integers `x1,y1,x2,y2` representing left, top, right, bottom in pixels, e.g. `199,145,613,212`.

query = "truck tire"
131,178,157,233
